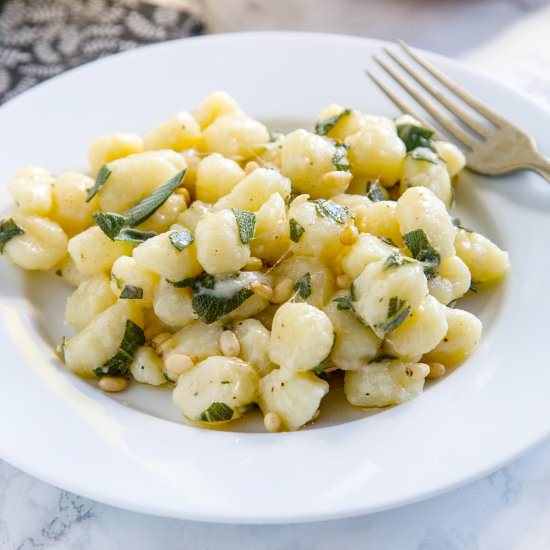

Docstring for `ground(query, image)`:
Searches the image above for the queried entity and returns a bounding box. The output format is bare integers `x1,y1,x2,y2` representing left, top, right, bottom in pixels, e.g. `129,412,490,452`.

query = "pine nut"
427,362,446,380
176,186,191,205
407,363,430,380
243,256,263,271
220,330,240,357
151,332,172,354
251,281,273,301
271,278,294,304
264,412,281,433
98,376,128,393
322,170,352,190
336,274,352,289
165,353,195,377
244,160,260,174
340,224,360,246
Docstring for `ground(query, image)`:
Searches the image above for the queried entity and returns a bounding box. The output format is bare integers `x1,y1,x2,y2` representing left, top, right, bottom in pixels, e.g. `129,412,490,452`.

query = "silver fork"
367,41,550,183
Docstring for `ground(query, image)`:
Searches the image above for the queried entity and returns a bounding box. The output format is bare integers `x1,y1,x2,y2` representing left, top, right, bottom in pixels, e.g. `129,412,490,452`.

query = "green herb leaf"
382,297,411,334
397,124,435,152
94,319,145,377
120,285,143,299
469,281,478,293
383,252,413,269
180,272,254,324
313,199,350,224
111,272,124,289
123,169,186,227
114,228,157,244
368,354,397,363
312,355,331,375
452,217,473,233
314,108,351,136
93,212,126,241
409,147,439,164
293,272,311,299
86,165,112,202
232,208,256,244
366,181,386,202
199,402,234,422
289,218,305,243
378,236,396,247
332,143,351,172
169,229,194,251
0,218,25,253
403,228,441,278
387,296,405,319
333,294,355,311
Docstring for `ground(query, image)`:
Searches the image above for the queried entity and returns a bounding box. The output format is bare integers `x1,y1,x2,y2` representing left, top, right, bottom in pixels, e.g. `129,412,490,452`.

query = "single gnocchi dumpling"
143,112,201,152
258,368,329,431
340,233,397,279
173,356,259,424
164,321,223,362
384,295,448,358
424,307,482,366
214,167,291,212
88,132,144,176
7,166,54,216
434,141,466,177
269,302,334,372
3,211,67,271
353,258,428,339
346,123,406,186
428,255,471,305
194,209,251,274
356,201,404,247
344,361,429,408
324,290,381,369
234,319,277,377
202,112,269,160
110,255,159,306
50,172,98,236
98,150,186,213
195,153,245,203
281,129,351,198
68,226,133,276
455,229,509,283
251,192,291,264
192,91,241,130
396,186,457,259
64,272,117,331
400,154,453,207
132,229,202,282
64,300,144,377
130,346,166,386
153,279,197,328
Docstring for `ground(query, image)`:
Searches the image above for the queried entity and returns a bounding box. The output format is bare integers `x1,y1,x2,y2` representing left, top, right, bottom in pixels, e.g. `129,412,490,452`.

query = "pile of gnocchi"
0,92,509,432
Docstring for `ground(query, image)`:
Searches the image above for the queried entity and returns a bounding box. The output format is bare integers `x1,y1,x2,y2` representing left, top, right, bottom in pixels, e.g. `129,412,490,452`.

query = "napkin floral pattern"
0,0,204,103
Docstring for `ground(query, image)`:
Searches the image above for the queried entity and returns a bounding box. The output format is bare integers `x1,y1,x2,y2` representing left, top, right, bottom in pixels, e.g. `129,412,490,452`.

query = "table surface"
3,1,550,548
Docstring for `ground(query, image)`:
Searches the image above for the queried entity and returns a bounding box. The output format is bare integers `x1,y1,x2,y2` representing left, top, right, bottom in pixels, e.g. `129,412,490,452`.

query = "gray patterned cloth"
0,0,204,103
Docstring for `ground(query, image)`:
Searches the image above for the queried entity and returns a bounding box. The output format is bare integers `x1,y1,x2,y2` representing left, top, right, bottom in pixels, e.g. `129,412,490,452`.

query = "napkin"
0,0,204,103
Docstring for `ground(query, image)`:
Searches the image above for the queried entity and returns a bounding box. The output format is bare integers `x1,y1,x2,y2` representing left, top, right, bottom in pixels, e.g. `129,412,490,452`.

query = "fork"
367,41,550,183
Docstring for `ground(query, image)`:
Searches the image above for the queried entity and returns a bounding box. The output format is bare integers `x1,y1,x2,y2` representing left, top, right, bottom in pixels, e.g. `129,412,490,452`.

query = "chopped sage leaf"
314,108,351,136
289,218,305,243
312,355,331,376
397,124,436,152
469,281,478,293
93,211,126,241
232,208,256,244
378,236,396,247
114,228,157,244
169,229,194,251
124,169,186,227
163,372,176,384
452,217,473,232
0,218,25,253
94,319,144,377
180,272,254,324
86,164,111,202
55,336,66,363
409,146,439,164
111,272,124,289
199,402,233,422
120,285,143,299
388,296,406,319
220,380,231,384
384,253,413,269
382,297,410,334
313,199,350,224
332,143,351,172
333,294,355,311
403,228,441,278
366,181,386,202
293,272,311,299
368,354,397,364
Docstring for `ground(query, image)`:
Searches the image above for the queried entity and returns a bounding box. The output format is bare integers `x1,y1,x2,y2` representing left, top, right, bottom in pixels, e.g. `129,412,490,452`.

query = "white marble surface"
3,2,550,548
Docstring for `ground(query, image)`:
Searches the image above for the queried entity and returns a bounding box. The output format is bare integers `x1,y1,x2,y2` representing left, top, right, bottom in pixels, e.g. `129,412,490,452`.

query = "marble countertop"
3,1,550,548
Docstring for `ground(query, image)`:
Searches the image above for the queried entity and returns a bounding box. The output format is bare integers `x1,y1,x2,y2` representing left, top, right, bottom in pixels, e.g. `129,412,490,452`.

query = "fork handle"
527,154,550,183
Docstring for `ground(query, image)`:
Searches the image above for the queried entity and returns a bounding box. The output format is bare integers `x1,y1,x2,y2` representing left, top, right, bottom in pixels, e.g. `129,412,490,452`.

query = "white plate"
1,32,549,524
